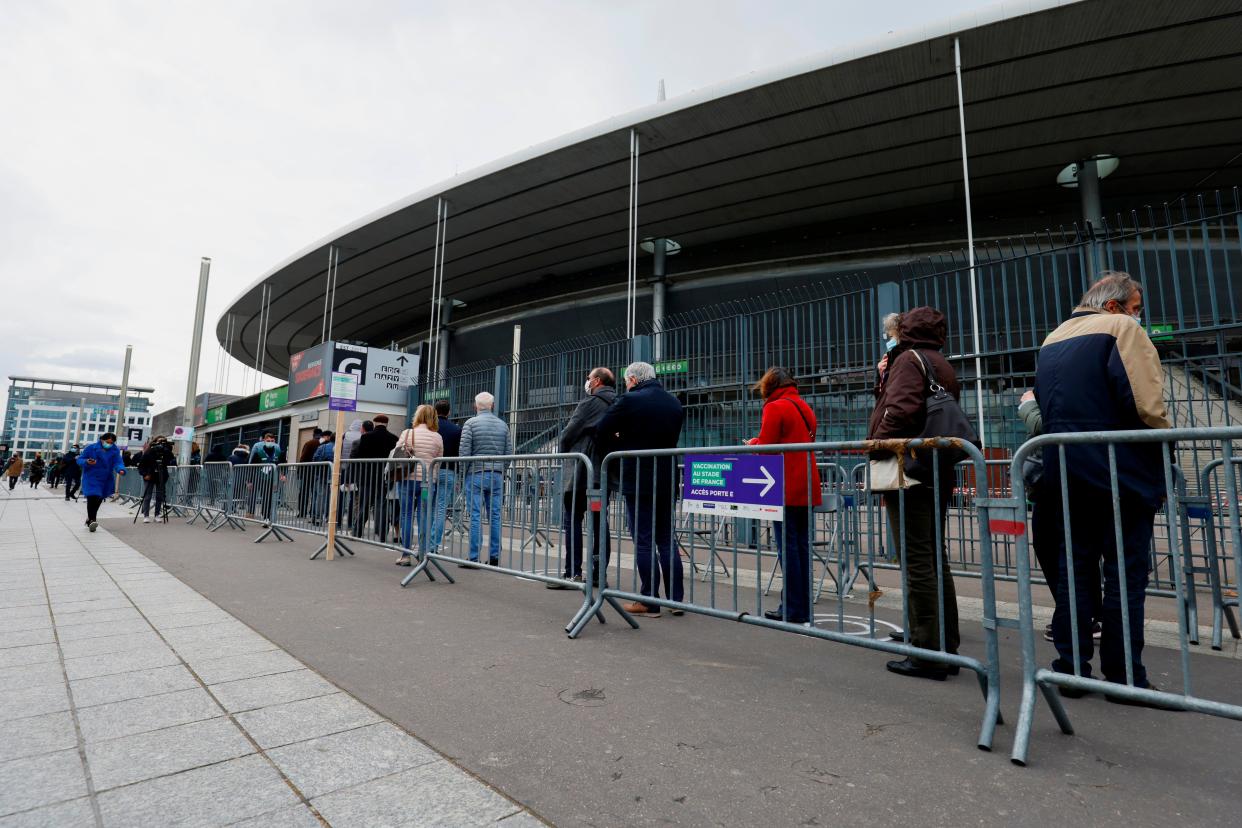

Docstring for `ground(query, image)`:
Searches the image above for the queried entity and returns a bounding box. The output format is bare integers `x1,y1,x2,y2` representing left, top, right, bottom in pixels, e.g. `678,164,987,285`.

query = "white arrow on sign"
742,465,775,497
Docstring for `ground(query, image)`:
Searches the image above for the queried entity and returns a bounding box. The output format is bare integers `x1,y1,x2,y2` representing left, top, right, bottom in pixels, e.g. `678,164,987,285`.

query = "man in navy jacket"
596,361,684,616
1034,271,1170,702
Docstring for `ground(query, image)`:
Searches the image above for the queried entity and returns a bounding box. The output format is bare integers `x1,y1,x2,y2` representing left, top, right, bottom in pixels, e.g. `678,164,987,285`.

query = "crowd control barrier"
585,438,1005,751
1001,426,1242,766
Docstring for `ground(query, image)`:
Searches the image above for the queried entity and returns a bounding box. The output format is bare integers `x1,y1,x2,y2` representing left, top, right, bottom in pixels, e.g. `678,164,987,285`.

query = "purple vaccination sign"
682,454,784,521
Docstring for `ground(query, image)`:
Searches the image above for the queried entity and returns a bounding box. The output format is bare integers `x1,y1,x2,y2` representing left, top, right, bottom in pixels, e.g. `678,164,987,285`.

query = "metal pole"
116,345,132,442
1078,158,1102,232
509,324,522,437
321,245,334,344
953,37,987,448
181,257,211,464
652,238,667,360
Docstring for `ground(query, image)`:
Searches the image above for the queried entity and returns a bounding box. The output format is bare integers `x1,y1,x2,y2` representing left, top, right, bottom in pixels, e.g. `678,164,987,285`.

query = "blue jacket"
596,378,683,498
312,442,335,463
77,441,126,498
438,419,463,458
1035,307,1170,506
460,411,512,474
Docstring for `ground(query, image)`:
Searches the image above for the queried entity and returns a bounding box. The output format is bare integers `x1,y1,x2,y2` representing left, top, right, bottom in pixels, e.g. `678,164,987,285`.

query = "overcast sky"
0,0,996,415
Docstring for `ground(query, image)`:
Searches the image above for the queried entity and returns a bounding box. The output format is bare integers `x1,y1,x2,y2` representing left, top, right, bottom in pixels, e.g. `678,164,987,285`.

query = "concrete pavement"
0,489,546,827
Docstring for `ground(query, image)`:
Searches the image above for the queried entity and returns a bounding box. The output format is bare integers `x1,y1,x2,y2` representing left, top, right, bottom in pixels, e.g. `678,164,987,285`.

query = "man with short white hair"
460,390,512,566
596,361,685,616
1035,270,1171,705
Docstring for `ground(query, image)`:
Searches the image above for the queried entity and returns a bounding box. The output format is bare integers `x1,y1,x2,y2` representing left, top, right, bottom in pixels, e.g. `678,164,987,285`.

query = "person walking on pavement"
749,367,820,625
459,392,512,566
866,306,962,680
47,454,62,489
352,415,399,543
5,453,23,490
137,436,177,522
1034,271,1173,707
549,367,616,589
78,433,126,531
430,399,461,552
61,445,82,501
596,361,685,617
393,405,443,565
28,454,45,488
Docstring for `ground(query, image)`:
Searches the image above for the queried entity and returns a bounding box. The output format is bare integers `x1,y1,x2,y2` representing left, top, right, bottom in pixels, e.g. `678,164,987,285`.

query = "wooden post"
324,409,345,560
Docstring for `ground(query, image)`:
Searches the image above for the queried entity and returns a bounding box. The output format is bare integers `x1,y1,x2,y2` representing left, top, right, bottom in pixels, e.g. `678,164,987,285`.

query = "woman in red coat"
750,367,821,624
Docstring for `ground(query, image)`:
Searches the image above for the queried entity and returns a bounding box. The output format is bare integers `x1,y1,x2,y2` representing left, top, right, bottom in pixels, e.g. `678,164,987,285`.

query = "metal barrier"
395,453,626,632
583,438,1004,751
1002,426,1242,766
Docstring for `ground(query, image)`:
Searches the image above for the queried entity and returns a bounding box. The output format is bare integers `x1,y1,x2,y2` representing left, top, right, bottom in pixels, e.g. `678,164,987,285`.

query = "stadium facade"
207,0,1242,456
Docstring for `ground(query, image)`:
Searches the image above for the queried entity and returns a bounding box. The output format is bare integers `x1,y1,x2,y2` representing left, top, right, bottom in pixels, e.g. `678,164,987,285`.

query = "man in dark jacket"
596,361,684,616
247,434,284,524
1034,271,1170,702
352,414,399,542
431,400,461,551
296,428,323,517
550,367,616,587
61,445,82,501
137,436,177,522
866,306,962,680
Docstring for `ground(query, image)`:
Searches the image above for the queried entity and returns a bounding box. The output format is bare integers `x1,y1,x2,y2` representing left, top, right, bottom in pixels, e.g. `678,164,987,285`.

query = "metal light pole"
116,345,132,442
180,258,211,464
954,37,987,448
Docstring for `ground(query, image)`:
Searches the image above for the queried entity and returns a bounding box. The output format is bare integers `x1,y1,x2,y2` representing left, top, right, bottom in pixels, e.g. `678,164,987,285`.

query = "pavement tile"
159,620,255,644
55,618,152,642
174,635,279,664
209,669,338,714
86,716,254,791
225,803,322,828
0,614,51,633
96,754,299,828
51,598,133,616
0,606,49,624
194,649,304,685
2,681,70,723
0,662,63,693
77,687,222,742
0,628,54,650
498,812,549,827
0,711,77,763
62,644,179,680
52,608,142,627
0,644,58,670
147,609,235,630
310,760,521,827
234,692,382,749
0,750,89,819
70,664,199,709
58,630,165,660
0,796,95,828
0,592,44,611
267,722,439,798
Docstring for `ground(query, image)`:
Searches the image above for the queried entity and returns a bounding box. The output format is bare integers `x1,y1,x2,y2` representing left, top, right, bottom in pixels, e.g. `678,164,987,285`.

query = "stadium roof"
219,0,1242,376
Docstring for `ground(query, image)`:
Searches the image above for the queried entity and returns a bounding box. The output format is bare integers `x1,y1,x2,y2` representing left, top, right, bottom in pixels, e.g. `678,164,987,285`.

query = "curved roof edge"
220,0,1077,322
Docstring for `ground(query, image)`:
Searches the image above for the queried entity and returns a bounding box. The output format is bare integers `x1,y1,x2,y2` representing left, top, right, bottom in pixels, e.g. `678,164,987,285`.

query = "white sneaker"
88,521,98,533
142,517,151,523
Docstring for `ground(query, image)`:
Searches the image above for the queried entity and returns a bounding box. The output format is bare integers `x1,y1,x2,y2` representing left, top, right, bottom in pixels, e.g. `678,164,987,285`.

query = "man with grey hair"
596,361,684,616
460,391,512,566
1034,270,1172,706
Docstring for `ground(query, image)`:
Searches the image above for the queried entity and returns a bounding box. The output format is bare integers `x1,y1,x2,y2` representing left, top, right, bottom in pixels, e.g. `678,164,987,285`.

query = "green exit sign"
1148,323,1174,343
424,388,451,402
654,359,688,375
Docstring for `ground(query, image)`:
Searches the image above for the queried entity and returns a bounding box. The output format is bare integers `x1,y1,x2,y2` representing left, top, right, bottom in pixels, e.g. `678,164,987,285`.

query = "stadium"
211,0,1242,454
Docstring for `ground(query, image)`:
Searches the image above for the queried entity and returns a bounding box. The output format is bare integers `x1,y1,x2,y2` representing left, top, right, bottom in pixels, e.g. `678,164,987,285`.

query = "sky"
0,0,997,415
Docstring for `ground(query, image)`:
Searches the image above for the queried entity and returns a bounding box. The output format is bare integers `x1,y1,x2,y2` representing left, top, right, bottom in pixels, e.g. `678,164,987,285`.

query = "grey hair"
1079,271,1142,310
624,361,655,383
882,312,901,338
474,391,495,410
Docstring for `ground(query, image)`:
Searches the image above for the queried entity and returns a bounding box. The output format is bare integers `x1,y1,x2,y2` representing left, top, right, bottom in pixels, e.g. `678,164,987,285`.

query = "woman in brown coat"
4,453,23,491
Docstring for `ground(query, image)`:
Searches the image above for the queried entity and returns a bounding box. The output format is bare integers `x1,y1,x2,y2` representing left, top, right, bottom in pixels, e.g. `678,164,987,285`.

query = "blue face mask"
102,442,113,449
886,337,898,352
1129,313,1142,326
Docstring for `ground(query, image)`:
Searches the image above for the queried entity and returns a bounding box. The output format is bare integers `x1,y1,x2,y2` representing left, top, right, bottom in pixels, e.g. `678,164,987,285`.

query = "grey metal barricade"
1002,426,1242,766
584,438,1004,752
399,453,614,633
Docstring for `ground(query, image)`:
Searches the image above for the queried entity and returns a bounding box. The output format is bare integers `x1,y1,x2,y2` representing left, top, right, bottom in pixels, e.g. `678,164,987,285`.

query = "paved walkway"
0,491,546,827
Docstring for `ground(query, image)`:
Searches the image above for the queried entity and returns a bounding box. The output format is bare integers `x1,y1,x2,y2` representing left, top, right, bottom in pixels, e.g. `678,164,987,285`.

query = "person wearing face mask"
78,432,127,532
1033,271,1172,706
875,312,903,394
248,433,284,524
61,445,82,501
548,367,617,588
136,436,177,523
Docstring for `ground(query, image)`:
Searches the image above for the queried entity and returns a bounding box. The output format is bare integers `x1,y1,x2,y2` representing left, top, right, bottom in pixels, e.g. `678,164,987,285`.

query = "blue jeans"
397,480,425,554
466,471,503,561
430,469,456,550
623,493,683,605
772,506,812,622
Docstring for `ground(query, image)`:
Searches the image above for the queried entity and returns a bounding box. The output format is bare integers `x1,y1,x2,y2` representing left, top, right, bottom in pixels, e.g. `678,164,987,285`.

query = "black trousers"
86,495,103,522
64,477,80,499
883,485,960,664
8,476,17,490
141,478,167,517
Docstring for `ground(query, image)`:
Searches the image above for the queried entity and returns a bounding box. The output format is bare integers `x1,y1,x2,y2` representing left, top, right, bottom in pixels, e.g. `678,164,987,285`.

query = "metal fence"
996,427,1242,766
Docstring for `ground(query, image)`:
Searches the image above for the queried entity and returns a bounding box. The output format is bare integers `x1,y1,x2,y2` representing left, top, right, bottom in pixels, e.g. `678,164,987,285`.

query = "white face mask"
584,381,593,394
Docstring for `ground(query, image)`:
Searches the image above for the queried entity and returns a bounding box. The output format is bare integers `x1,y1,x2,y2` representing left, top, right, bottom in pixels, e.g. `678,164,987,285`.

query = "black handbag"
905,350,980,485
